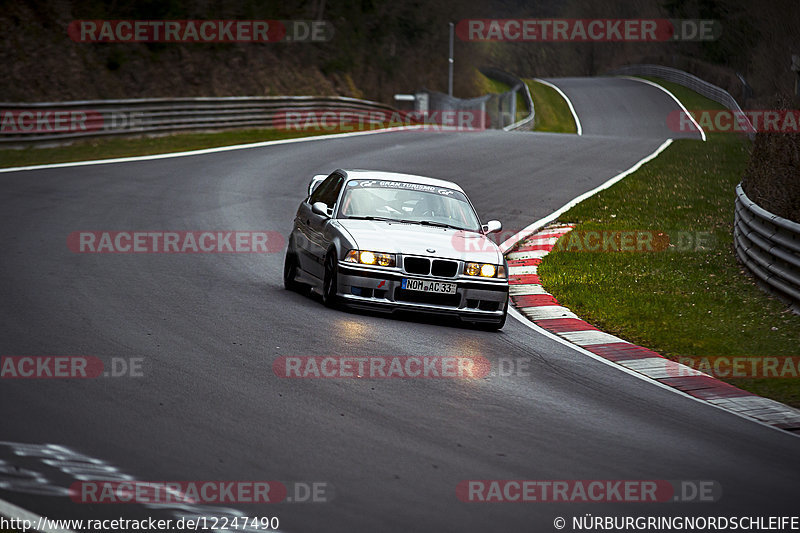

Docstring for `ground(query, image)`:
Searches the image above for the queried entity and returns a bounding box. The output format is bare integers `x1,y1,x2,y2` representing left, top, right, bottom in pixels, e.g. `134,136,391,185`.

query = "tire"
322,252,340,308
283,241,300,291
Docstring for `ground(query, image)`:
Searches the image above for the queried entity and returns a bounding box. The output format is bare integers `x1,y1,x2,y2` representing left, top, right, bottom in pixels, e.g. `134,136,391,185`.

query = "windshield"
338,179,482,231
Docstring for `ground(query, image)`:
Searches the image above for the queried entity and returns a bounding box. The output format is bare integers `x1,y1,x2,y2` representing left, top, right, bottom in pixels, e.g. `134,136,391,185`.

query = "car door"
297,172,344,279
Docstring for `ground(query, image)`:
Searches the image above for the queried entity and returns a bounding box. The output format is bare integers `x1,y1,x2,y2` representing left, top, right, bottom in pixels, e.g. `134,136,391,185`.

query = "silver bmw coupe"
283,169,509,330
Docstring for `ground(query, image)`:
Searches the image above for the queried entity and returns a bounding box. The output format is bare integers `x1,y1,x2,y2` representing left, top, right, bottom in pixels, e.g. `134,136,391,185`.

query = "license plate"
402,278,457,294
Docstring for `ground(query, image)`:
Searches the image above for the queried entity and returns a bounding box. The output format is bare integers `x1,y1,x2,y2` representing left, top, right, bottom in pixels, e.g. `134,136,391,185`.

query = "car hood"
337,219,503,263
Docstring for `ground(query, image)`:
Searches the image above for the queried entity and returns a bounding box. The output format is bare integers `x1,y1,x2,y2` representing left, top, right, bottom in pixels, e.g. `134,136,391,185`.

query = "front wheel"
283,242,301,291
322,252,340,308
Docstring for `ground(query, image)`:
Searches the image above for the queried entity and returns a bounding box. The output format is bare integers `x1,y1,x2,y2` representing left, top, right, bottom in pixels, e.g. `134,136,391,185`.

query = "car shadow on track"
280,283,503,333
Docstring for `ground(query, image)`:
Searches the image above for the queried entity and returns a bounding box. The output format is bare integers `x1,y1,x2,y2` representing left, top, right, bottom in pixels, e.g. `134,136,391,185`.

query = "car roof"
338,169,465,193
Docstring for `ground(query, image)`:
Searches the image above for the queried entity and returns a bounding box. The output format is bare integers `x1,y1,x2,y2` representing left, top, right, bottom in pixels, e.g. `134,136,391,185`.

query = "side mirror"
308,175,326,197
482,220,502,234
312,202,330,217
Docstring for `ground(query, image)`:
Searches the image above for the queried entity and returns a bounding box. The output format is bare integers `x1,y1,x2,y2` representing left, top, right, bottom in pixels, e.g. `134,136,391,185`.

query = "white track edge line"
0,497,77,533
500,138,798,438
617,75,706,142
509,306,694,395
534,78,583,135
508,307,796,438
0,125,424,173
499,138,673,252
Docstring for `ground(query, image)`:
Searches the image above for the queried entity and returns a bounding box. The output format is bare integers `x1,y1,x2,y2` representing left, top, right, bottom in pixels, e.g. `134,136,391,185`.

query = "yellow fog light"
465,262,480,276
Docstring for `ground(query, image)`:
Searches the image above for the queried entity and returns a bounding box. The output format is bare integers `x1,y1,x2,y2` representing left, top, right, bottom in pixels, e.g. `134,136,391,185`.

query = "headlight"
465,262,501,278
344,249,396,267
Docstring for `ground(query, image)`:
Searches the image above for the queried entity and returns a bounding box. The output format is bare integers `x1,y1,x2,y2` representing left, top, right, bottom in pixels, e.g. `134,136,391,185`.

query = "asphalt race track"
542,76,693,138
1,78,797,532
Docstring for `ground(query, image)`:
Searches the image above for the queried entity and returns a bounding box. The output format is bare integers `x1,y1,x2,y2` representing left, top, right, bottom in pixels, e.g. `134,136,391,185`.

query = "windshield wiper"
396,219,467,231
345,215,398,222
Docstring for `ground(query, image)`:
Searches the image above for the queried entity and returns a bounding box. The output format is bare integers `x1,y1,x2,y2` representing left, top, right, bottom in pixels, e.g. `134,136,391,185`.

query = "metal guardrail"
609,64,754,140
479,67,535,131
0,96,398,145
734,183,800,313
504,79,535,132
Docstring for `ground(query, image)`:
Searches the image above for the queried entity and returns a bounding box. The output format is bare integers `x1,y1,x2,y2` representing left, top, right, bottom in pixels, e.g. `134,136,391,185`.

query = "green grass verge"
483,76,511,95
0,127,356,169
514,89,527,123
537,78,800,408
524,79,577,134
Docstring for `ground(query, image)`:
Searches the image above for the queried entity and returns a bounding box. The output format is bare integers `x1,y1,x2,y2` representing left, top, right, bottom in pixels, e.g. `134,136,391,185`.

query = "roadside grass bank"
0,127,366,169
538,79,800,408
524,79,577,134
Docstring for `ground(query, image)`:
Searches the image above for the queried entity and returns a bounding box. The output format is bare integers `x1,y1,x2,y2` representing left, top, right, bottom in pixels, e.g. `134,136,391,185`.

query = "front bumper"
337,262,508,322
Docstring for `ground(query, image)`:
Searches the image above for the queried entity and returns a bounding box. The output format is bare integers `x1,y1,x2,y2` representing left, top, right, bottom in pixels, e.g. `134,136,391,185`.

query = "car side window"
308,174,338,207
309,173,342,207
323,176,344,208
